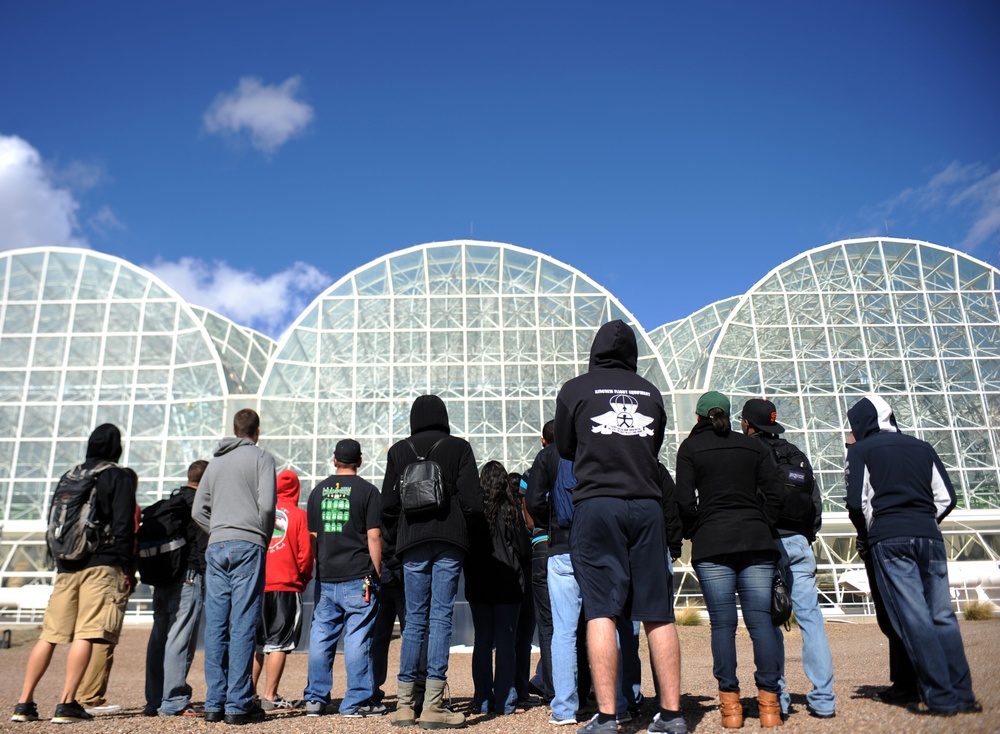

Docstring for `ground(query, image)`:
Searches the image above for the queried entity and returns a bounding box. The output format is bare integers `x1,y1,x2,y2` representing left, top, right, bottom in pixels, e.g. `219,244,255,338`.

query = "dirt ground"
0,618,997,733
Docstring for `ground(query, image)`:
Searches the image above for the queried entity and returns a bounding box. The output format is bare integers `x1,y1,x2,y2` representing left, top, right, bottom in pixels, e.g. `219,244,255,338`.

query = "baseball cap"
696,391,730,417
741,398,785,434
334,439,362,464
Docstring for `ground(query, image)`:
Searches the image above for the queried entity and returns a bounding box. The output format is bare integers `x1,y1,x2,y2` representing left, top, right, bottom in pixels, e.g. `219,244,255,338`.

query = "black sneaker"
342,701,388,717
52,701,94,724
11,703,39,723
224,706,265,725
906,701,956,717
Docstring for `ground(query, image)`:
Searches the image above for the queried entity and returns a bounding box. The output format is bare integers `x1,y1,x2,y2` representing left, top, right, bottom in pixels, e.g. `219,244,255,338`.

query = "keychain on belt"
363,576,372,603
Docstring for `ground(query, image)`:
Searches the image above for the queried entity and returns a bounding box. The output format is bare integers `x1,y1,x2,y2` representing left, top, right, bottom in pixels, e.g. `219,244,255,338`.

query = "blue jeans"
548,553,583,720
204,541,265,715
470,602,520,714
695,552,781,693
548,553,630,719
776,535,835,716
399,541,464,683
304,578,379,712
872,537,976,713
145,572,204,714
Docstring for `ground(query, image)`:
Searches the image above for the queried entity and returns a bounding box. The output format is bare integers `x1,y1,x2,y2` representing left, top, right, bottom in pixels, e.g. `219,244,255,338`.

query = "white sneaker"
549,713,578,725
83,704,122,714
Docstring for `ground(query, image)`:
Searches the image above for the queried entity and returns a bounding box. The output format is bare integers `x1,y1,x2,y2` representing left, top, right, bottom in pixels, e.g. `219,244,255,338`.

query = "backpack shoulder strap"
404,438,423,461
425,438,447,459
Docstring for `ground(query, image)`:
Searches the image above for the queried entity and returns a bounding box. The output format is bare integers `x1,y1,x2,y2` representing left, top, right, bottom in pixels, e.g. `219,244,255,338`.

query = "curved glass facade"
260,241,671,486
0,237,997,615
698,239,1000,512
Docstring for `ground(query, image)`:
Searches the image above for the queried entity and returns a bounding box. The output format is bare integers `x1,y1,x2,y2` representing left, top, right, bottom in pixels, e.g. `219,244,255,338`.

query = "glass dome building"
260,241,672,486
0,248,238,593
0,237,997,617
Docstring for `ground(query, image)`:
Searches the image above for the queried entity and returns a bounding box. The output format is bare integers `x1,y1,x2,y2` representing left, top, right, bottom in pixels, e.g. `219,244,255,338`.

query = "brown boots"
719,690,743,728
757,690,783,728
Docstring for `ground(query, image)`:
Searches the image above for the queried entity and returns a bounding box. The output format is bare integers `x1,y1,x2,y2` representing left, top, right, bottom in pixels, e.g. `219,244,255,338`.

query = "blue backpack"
551,458,577,529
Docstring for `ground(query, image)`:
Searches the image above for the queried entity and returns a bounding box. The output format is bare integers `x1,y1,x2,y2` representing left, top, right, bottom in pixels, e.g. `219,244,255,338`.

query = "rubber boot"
392,680,416,727
719,690,743,728
417,679,465,729
757,690,783,728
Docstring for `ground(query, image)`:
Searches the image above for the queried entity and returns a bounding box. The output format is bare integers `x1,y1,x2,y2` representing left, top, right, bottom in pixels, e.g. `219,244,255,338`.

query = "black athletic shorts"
257,591,303,653
570,496,675,623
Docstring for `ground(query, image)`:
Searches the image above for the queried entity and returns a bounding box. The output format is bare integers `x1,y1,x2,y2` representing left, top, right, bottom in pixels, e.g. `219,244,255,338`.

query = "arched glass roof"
701,238,1000,511
259,241,671,484
0,248,229,519
190,305,276,395
650,296,741,390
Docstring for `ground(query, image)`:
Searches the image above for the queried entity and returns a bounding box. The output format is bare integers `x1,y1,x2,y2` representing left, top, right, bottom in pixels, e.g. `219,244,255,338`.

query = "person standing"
303,440,386,717
381,394,484,730
145,460,210,717
555,319,686,734
845,395,979,716
192,409,276,725
741,399,836,720
254,469,313,711
465,461,530,715
13,424,136,724
675,392,785,728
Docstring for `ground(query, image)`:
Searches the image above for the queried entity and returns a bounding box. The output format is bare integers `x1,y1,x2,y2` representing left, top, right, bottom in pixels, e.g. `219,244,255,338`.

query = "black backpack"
769,438,818,540
398,438,447,515
46,461,117,562
137,490,191,586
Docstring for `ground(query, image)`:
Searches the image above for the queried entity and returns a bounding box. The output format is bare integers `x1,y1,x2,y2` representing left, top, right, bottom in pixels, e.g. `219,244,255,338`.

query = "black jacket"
675,419,783,563
525,443,567,554
845,396,955,546
177,486,209,575
381,395,484,555
658,463,684,561
554,320,665,503
57,424,137,575
464,507,530,604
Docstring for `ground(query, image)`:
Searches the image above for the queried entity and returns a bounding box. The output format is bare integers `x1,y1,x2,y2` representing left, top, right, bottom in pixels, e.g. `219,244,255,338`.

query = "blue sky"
2,1,998,338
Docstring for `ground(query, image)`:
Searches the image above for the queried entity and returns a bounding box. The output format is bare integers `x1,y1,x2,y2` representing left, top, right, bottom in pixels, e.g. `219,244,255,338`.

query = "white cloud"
203,76,315,154
88,205,126,238
0,134,88,251
145,256,329,337
863,160,1000,253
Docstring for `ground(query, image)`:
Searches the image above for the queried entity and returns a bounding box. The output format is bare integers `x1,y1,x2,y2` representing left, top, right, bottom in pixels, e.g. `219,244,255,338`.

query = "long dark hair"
481,460,519,538
708,407,730,437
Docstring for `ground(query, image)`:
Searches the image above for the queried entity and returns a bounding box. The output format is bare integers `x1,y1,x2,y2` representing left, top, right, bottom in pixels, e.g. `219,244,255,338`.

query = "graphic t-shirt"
307,474,382,583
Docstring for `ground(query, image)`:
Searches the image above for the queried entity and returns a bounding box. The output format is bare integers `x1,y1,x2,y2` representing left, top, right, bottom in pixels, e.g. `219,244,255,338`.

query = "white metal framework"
1,238,998,617
260,240,672,487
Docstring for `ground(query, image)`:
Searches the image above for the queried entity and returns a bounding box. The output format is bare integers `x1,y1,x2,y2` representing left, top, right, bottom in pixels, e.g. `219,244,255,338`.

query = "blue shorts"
570,497,674,623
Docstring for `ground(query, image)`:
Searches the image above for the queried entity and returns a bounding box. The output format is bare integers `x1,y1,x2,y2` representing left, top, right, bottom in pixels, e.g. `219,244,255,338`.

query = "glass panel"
37,303,71,333
73,303,106,332
4,304,36,333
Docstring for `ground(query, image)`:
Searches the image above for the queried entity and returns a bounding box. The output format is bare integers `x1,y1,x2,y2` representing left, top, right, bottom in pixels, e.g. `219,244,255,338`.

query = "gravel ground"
1,619,997,733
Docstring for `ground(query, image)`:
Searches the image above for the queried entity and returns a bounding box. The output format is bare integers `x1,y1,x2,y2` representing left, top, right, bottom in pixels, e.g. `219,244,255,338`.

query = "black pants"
531,538,554,698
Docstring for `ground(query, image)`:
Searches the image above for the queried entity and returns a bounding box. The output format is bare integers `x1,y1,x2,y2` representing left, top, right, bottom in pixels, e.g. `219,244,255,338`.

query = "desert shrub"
963,600,996,621
675,605,703,626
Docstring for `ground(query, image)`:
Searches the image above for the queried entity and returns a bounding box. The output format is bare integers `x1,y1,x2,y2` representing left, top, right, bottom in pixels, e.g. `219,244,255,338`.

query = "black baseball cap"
741,398,785,434
334,439,362,464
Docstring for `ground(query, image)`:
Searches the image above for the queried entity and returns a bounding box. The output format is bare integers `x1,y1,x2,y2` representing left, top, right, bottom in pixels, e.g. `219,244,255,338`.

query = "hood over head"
86,423,123,462
410,394,451,434
847,394,899,442
588,319,638,372
276,469,301,503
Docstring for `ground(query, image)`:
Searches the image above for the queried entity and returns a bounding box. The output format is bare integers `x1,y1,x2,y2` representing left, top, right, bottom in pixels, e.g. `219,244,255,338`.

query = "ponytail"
708,407,730,437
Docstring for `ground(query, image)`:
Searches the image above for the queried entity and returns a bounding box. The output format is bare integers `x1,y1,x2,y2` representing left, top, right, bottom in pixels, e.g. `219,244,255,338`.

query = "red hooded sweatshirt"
265,470,314,592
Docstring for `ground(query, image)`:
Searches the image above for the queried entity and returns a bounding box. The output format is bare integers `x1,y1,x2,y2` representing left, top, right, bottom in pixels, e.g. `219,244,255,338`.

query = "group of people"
12,319,981,731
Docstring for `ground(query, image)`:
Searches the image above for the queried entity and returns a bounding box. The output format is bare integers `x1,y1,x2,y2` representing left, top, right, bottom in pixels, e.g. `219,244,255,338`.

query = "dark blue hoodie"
554,320,665,503
845,395,956,545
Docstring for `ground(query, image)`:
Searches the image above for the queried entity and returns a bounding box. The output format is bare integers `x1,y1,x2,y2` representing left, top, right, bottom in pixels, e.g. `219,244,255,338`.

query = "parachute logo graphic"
590,393,655,436
269,508,289,552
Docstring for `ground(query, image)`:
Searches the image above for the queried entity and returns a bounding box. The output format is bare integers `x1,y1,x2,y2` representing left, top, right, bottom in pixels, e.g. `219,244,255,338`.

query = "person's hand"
855,538,868,560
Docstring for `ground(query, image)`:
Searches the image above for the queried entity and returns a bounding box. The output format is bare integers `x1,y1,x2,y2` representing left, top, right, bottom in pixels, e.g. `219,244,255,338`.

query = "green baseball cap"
696,390,730,417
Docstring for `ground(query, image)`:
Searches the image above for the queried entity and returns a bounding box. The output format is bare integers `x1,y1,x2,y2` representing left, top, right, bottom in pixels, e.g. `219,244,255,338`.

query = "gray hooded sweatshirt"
192,437,277,548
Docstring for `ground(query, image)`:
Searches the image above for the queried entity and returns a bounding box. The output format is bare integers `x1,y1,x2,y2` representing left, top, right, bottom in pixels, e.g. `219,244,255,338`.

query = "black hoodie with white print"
554,320,666,504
